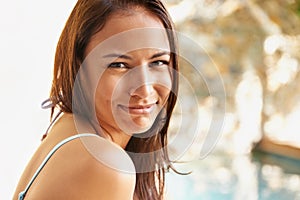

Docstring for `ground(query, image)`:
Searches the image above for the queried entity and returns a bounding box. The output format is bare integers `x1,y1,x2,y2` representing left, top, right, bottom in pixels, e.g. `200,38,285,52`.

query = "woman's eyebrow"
150,51,170,59
102,53,133,60
102,51,170,60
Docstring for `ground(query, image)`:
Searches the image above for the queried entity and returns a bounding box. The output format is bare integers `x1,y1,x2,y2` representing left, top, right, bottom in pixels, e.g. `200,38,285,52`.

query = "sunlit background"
164,0,300,199
1,0,300,199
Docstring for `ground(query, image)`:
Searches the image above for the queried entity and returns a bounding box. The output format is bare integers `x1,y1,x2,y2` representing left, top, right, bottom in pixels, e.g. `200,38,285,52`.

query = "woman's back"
13,113,136,200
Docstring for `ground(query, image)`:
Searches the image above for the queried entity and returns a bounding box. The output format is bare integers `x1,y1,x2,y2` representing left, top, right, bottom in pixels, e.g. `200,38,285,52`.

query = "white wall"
0,1,76,198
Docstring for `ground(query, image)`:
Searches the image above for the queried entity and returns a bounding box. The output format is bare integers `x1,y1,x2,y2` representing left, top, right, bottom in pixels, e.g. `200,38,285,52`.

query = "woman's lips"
119,103,156,114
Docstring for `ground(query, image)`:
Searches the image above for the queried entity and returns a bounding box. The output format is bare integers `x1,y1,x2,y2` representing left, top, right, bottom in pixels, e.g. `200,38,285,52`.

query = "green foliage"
293,0,300,17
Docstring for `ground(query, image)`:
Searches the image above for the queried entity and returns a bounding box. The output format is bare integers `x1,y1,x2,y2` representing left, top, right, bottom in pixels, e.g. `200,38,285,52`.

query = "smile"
119,103,157,114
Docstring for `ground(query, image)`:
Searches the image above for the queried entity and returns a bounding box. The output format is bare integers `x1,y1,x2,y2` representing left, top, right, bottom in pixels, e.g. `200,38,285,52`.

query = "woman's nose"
129,66,154,98
130,84,154,99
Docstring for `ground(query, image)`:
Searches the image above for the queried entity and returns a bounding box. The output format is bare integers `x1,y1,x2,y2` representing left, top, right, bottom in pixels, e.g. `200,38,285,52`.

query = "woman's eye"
149,60,169,67
108,62,128,69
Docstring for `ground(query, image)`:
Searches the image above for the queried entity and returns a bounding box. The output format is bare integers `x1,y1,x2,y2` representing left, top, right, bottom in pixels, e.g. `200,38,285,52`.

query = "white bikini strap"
18,133,99,200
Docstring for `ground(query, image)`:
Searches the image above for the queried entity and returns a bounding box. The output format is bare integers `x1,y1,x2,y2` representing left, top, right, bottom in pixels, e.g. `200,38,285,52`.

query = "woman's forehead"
85,10,170,57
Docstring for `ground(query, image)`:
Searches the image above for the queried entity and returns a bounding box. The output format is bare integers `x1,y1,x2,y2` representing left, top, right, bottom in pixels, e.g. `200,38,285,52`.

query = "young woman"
13,0,179,199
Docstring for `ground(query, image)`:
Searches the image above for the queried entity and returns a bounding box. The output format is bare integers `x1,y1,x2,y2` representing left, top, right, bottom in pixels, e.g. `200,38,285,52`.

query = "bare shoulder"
26,134,136,200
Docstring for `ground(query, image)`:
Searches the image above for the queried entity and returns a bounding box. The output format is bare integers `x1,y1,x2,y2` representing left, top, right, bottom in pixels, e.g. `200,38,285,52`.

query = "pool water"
165,150,300,200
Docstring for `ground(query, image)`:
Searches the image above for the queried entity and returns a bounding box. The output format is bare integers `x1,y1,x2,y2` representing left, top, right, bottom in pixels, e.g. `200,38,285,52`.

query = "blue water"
165,151,300,200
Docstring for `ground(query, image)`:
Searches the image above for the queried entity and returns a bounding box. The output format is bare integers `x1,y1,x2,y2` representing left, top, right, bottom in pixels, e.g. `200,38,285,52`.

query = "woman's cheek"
95,73,117,105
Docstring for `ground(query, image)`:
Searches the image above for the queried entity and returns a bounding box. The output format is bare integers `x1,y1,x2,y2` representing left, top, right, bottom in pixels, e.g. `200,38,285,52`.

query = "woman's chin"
120,117,154,135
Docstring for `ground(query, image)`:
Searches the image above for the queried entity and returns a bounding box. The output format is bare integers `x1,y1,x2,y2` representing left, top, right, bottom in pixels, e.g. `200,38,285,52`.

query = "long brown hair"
49,0,179,199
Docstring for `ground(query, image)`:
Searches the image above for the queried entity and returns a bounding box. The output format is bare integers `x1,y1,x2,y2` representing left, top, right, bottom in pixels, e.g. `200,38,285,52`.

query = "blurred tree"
166,0,300,153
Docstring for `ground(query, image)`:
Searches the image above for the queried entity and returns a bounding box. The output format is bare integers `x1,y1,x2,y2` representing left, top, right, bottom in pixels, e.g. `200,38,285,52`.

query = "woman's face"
84,9,172,136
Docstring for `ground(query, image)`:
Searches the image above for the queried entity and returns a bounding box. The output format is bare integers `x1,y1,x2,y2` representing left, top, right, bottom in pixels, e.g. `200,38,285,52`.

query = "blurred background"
1,0,299,199
164,0,300,200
